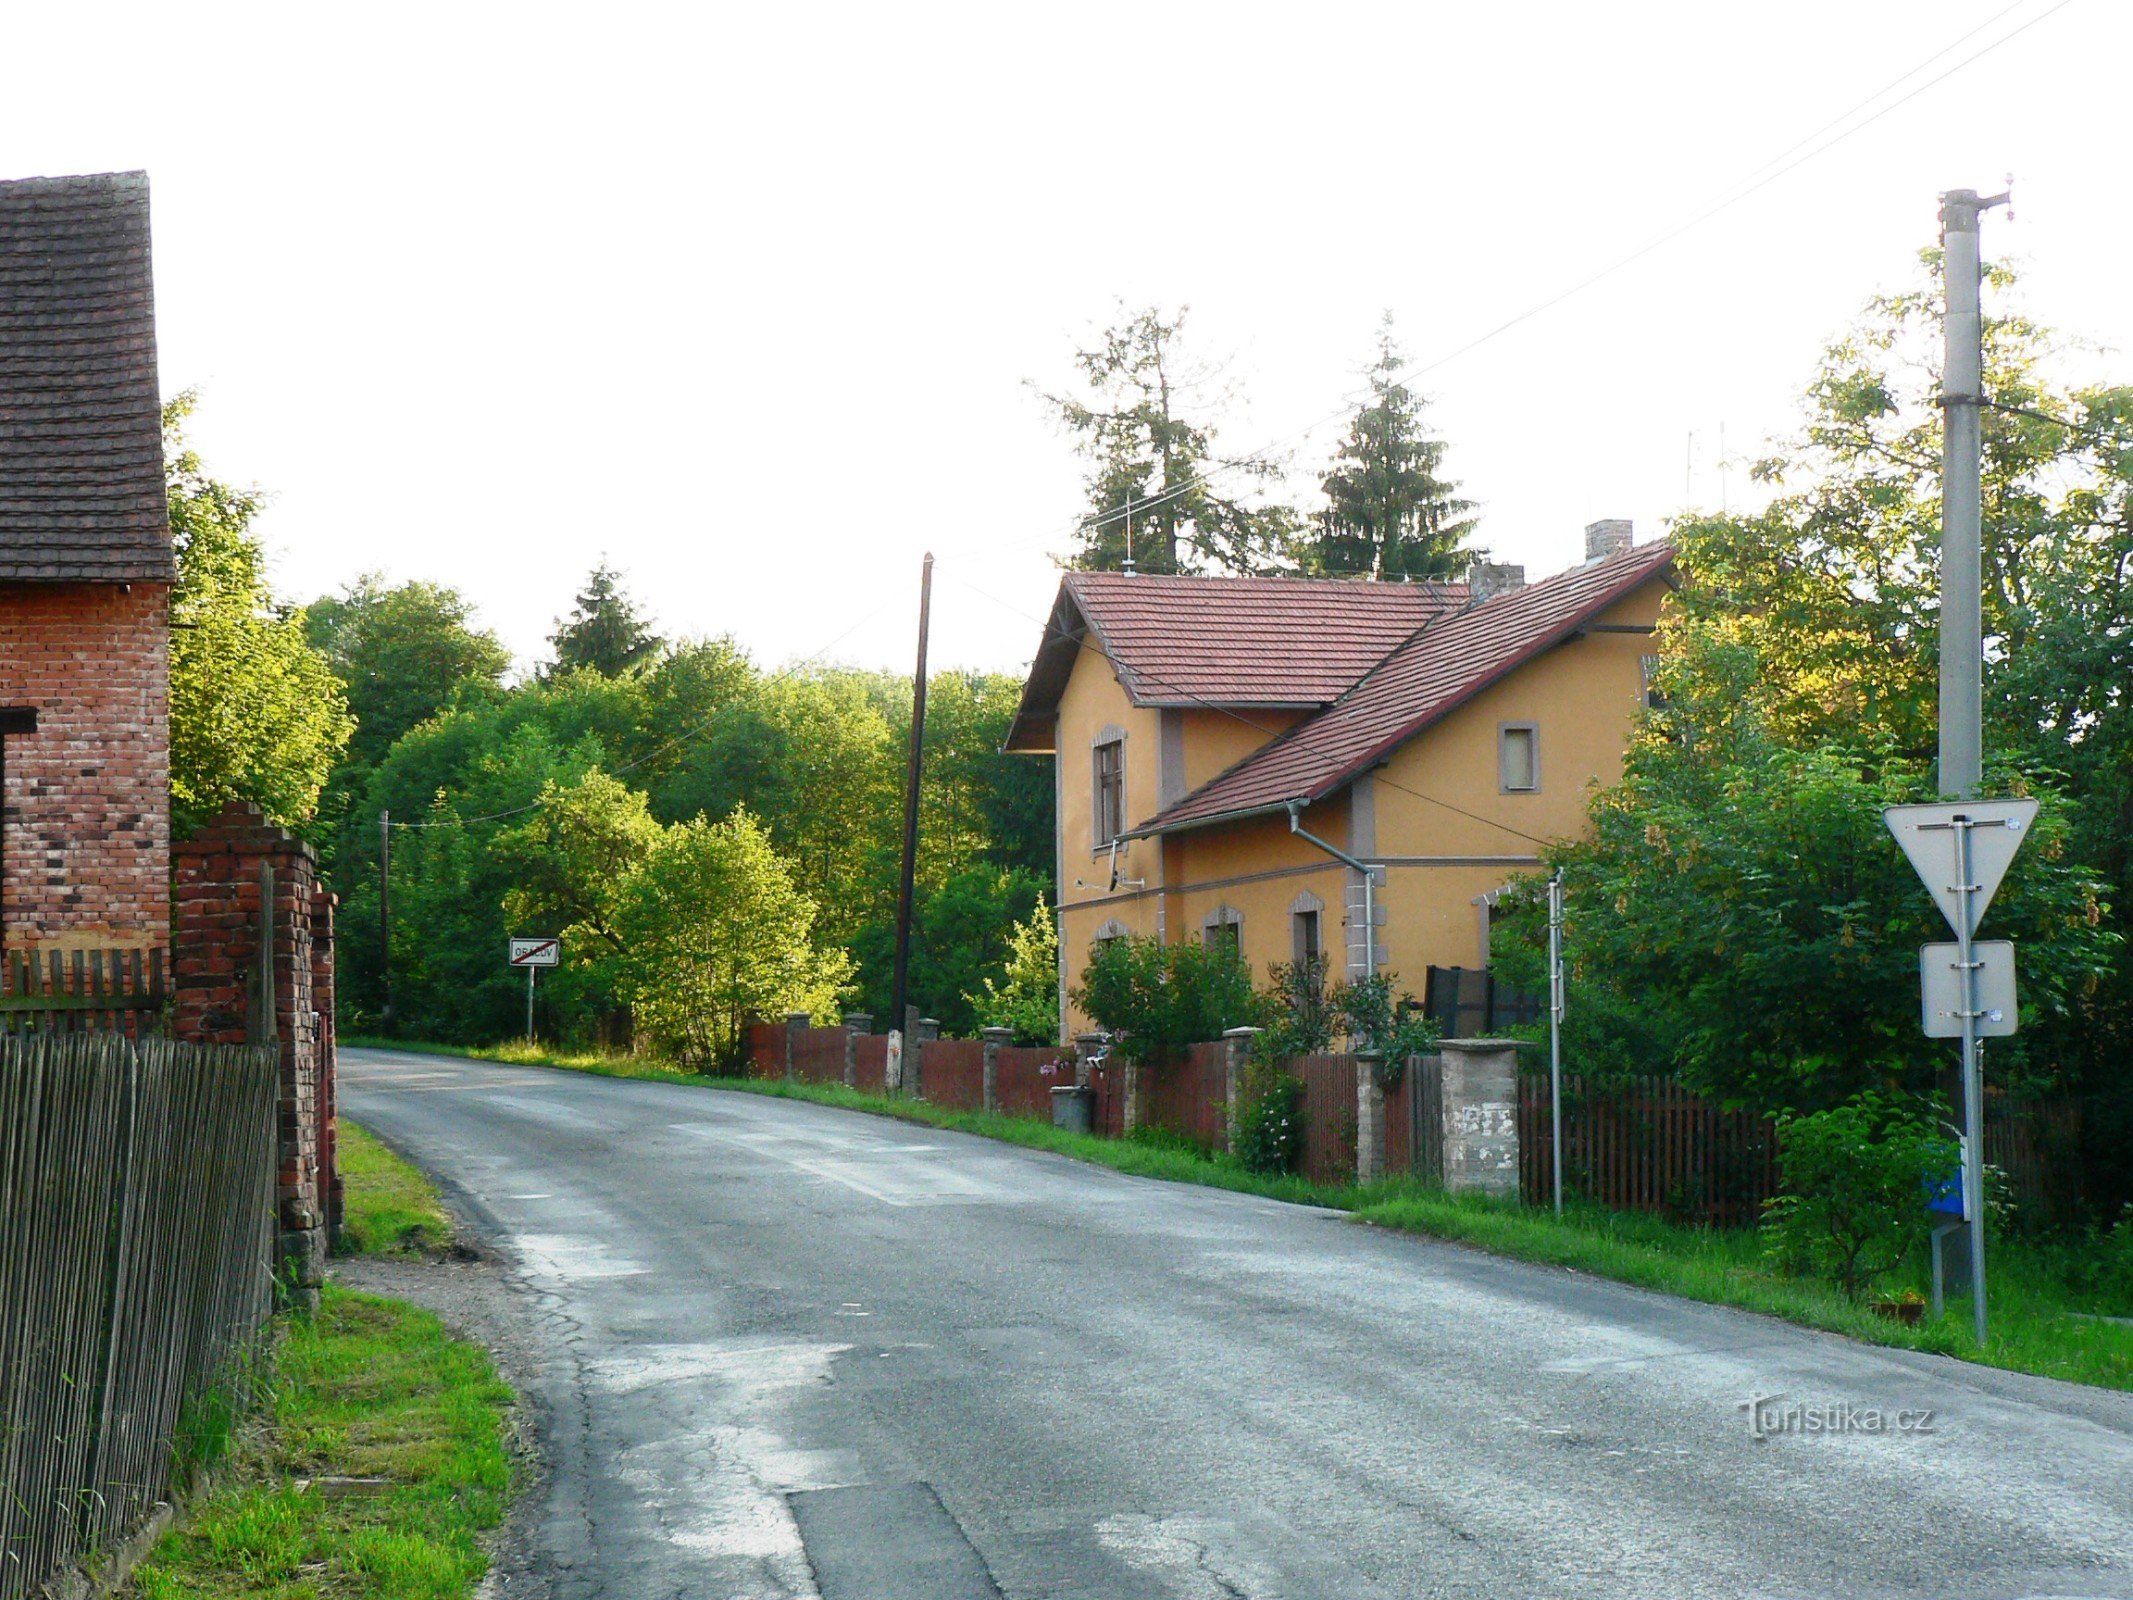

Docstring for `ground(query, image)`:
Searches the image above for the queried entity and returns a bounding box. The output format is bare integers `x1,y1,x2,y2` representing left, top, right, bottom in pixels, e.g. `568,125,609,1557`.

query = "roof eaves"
1122,797,1303,840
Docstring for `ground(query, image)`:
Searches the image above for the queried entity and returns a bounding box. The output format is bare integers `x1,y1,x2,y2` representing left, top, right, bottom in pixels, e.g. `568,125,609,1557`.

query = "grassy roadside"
126,1124,513,1599
352,1038,2133,1393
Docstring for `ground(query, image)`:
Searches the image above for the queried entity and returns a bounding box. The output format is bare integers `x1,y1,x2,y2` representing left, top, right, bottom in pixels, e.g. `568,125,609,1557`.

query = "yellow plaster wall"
1370,584,1662,857
1179,706,1302,790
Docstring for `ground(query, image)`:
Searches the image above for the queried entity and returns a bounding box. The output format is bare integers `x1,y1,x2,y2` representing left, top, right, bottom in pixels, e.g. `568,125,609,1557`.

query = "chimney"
1466,561,1526,606
1585,519,1634,560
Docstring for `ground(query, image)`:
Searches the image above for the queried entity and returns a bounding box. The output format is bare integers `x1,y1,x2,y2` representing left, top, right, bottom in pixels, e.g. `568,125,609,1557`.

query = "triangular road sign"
1884,799,2039,938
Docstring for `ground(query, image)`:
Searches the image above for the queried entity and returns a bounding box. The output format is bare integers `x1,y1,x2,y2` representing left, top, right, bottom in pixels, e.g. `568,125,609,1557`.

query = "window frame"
1092,734,1126,849
1498,721,1540,794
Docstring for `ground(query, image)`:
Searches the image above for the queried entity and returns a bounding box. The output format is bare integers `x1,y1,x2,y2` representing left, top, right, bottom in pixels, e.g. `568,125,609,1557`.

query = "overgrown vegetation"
126,1290,512,1600
128,1124,511,1599
1761,1094,1955,1300
335,1122,455,1258
1491,258,2133,1224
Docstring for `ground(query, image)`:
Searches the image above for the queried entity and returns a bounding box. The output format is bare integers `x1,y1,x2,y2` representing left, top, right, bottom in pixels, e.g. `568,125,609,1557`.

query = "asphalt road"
342,1048,2133,1600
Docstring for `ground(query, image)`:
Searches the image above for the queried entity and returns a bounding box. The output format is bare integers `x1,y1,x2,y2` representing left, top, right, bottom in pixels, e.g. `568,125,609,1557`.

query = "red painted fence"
744,1020,2078,1223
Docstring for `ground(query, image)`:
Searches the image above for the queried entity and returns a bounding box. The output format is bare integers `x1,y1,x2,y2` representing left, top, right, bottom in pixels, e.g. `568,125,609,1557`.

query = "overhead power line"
1011,0,2076,564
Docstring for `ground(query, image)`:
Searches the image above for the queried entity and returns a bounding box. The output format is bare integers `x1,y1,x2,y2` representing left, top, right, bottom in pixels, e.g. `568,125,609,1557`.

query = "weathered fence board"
0,1033,276,1600
0,947,166,1037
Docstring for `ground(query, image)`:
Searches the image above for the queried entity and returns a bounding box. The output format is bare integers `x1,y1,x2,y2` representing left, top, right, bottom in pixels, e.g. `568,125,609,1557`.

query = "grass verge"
126,1124,513,1598
352,1039,2133,1393
336,1121,456,1258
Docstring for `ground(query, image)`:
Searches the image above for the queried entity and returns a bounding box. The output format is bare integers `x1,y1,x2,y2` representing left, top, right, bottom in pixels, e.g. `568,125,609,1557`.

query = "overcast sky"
6,0,2123,678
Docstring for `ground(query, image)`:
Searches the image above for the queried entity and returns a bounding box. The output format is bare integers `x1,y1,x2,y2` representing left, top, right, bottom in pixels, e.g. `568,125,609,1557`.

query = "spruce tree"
550,561,662,676
1309,317,1477,581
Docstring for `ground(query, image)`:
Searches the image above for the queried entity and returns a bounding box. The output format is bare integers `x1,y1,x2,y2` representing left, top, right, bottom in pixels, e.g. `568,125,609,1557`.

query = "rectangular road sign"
1884,799,2038,937
508,936,560,968
1920,940,2017,1039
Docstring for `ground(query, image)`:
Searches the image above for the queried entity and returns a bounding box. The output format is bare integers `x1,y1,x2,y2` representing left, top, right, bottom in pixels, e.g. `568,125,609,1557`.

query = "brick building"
0,172,174,956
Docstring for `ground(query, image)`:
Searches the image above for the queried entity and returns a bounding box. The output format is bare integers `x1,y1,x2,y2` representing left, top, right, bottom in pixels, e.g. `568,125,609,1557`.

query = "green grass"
126,1116,515,1598
127,1289,514,1600
336,1122,456,1258
354,1039,2133,1393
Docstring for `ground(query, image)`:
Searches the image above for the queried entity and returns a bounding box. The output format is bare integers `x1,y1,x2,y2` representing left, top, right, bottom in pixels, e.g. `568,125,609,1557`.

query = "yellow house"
1004,523,1678,1038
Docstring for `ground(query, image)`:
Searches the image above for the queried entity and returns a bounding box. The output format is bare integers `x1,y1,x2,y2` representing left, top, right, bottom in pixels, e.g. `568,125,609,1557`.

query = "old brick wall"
173,803,337,1306
0,582,170,953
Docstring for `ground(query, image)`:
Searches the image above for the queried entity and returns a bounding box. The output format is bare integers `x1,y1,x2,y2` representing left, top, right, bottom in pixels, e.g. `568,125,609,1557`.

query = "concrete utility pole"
1938,187,2009,800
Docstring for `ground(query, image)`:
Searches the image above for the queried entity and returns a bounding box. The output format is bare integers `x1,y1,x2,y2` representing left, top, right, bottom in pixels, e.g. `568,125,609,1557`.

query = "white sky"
6,0,2125,679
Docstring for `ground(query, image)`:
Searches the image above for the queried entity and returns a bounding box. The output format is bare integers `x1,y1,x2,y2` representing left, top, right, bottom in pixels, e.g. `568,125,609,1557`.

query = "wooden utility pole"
888,554,934,1058
378,809,393,1033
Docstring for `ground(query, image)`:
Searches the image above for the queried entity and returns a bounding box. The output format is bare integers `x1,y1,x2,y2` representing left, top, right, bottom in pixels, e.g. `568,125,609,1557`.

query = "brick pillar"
1222,1027,1258,1156
1438,1038,1521,1198
174,802,332,1310
841,1012,870,1088
1355,1050,1385,1185
980,1027,1012,1114
784,1011,808,1083
312,883,341,1244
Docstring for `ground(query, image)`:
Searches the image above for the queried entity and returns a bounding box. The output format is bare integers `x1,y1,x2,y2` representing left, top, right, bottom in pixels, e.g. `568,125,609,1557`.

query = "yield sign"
1883,799,2039,938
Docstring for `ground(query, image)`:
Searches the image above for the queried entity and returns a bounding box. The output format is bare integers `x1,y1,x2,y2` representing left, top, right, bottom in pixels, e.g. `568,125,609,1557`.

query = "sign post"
1547,871,1565,1217
508,937,561,1043
1884,799,2035,1346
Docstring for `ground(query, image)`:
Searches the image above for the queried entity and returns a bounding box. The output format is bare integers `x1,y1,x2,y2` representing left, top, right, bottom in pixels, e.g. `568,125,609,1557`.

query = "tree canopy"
1041,305,1298,574
165,393,352,836
1302,316,1478,580
550,561,662,677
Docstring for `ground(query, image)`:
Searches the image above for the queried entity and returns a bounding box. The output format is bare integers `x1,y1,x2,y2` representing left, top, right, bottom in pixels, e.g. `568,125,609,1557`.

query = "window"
1093,738,1125,848
1203,905,1242,956
1292,909,1321,965
1500,723,1539,793
1640,652,1666,710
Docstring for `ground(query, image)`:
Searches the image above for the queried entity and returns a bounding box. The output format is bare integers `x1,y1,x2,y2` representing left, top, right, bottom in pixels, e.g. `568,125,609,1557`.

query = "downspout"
1287,801,1377,979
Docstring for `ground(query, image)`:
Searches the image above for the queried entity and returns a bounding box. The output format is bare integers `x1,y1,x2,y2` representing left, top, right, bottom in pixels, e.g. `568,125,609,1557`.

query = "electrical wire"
1013,0,2076,562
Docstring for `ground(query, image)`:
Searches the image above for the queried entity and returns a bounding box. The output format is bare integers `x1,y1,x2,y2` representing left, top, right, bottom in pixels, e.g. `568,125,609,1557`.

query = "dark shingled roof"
1003,571,1467,751
1129,541,1678,835
0,171,174,583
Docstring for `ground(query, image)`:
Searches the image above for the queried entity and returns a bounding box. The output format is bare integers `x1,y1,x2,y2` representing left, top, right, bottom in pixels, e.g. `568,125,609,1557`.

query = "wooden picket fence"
0,1032,277,1600
0,947,167,1036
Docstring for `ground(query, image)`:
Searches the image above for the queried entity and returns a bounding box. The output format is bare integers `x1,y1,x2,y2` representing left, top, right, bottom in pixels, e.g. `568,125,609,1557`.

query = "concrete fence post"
908,1013,938,1099
1073,1031,1107,1090
784,1011,809,1083
980,1027,1012,1114
841,1012,870,1089
1355,1050,1386,1185
1438,1038,1522,1197
1222,1026,1259,1156
1122,1059,1141,1136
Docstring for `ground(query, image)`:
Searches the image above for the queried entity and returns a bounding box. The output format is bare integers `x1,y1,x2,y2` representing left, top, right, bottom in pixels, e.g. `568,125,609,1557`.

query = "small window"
1640,653,1667,710
1203,906,1242,956
1500,724,1539,793
1292,909,1321,965
1093,738,1125,847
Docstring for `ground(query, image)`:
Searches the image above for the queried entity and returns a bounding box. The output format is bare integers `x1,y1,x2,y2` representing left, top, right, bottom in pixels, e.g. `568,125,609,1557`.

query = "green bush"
1762,1093,1955,1300
1234,1053,1304,1176
1072,933,1257,1064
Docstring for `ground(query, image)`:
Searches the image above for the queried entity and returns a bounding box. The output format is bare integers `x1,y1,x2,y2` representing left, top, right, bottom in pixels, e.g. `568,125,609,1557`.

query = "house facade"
1007,524,1677,1037
0,172,175,956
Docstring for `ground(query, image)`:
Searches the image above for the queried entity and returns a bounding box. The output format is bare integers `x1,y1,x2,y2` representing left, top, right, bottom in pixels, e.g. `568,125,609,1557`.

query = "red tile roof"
1003,571,1465,751
1128,541,1677,834
1068,570,1465,706
0,172,172,583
